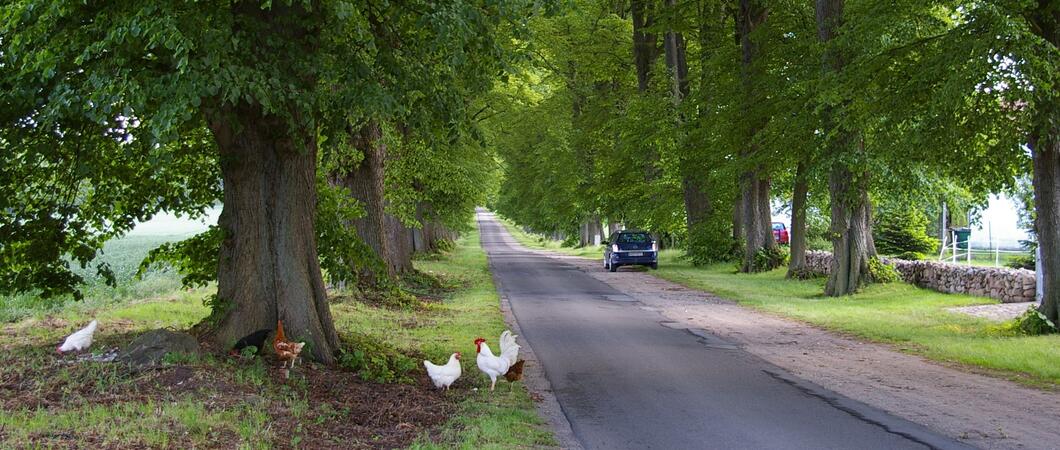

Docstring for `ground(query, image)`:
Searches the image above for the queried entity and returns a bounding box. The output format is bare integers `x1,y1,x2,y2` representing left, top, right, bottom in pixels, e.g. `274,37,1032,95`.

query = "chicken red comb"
474,337,485,344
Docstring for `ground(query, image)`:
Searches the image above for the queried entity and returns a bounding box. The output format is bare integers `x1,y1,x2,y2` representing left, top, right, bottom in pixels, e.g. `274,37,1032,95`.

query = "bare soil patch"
949,302,1035,322
0,326,456,449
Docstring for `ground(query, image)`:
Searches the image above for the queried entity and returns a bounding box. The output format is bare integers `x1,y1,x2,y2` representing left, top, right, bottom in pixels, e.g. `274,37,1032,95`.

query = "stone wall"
803,251,1035,303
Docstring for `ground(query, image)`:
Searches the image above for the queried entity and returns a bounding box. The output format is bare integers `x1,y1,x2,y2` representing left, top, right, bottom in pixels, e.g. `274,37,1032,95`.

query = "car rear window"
617,233,651,243
772,223,785,230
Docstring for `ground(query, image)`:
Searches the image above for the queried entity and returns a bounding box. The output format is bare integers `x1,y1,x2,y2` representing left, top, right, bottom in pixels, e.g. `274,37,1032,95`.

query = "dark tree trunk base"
825,166,874,297
205,103,338,364
787,162,810,278
330,121,393,287
740,169,779,273
1032,129,1060,322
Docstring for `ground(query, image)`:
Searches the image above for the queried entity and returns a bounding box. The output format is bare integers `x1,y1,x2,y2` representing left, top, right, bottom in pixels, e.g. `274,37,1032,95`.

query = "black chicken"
230,329,272,356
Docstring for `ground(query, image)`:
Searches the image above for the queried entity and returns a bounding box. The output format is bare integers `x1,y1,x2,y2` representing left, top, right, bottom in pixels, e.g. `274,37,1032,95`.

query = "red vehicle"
772,222,789,245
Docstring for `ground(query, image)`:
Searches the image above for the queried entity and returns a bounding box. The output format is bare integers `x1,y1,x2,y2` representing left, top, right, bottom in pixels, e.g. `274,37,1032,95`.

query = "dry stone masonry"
804,251,1036,303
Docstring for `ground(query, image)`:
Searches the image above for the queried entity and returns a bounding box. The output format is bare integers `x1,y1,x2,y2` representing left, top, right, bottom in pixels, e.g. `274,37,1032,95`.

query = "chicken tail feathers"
275,320,287,344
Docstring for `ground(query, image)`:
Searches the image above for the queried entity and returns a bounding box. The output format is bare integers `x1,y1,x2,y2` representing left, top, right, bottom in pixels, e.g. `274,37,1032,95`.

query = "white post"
967,238,972,265
940,202,947,245
952,232,957,263
1037,246,1044,306
990,222,997,267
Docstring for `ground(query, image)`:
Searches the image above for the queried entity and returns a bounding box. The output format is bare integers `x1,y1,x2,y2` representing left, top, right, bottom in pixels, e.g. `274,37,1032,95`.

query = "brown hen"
504,359,525,390
273,320,305,368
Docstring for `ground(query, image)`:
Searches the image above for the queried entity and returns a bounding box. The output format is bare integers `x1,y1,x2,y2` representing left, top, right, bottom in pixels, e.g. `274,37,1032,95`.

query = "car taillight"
612,244,619,252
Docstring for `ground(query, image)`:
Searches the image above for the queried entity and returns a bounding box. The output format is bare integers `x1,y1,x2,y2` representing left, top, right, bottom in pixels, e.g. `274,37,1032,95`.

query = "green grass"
499,219,604,259
346,225,556,449
508,225,1060,387
0,400,272,448
1,223,555,449
0,234,195,323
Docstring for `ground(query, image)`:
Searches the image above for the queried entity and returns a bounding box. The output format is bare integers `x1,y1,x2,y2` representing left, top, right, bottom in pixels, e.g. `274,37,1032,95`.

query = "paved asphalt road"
478,211,972,450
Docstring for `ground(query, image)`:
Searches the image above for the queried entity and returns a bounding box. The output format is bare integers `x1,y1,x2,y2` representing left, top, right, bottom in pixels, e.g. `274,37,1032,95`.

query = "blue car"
603,231,658,272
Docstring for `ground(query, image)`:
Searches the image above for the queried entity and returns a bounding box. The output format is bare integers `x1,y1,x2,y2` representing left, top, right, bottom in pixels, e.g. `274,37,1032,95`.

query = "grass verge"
504,222,1060,387
0,223,554,448
499,219,603,259
348,225,556,449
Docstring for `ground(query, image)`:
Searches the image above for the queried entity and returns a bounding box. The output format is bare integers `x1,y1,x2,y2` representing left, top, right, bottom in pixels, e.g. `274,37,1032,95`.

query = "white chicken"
424,352,462,390
499,330,520,366
474,337,511,391
57,320,98,353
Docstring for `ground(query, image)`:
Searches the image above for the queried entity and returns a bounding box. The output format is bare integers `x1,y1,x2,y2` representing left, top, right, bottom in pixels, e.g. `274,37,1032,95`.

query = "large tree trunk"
632,0,660,92
666,0,711,240
737,0,776,272
1029,0,1060,324
330,121,393,284
663,0,690,102
683,177,712,231
579,216,602,247
787,162,810,278
386,213,414,274
825,165,874,295
206,103,338,363
732,191,745,244
740,173,777,271
1033,131,1060,322
817,0,874,295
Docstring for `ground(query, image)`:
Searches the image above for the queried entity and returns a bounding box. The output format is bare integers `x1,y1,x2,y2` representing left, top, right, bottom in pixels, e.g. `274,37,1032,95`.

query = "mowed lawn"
0,224,554,449
500,220,1060,387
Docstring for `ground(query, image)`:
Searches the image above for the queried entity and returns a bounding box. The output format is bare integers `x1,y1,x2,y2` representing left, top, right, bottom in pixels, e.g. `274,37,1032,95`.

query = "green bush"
1010,307,1058,336
868,257,900,283
1007,254,1036,270
685,219,739,266
807,236,832,251
874,209,939,256
433,238,457,253
339,333,419,384
749,246,789,272
895,251,927,261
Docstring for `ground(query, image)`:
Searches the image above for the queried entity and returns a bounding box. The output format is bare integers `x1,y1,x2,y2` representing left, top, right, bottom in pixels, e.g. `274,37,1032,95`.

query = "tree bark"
632,0,660,92
1032,131,1060,322
816,0,875,295
579,216,603,247
683,177,712,231
663,0,690,102
330,121,393,284
736,0,777,272
787,162,810,278
732,190,745,245
740,173,777,272
386,213,414,273
1028,0,1060,323
665,0,711,240
206,103,338,363
825,165,874,295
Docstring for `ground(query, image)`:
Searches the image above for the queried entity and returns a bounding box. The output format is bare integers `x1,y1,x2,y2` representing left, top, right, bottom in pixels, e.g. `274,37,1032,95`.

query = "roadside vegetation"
503,222,1060,387
0,226,554,449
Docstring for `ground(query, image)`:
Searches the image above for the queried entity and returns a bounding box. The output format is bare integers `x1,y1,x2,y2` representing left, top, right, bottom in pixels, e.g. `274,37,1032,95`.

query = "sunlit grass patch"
339,222,556,448
1,222,554,448
498,218,604,258
0,400,272,448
